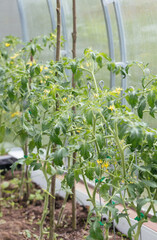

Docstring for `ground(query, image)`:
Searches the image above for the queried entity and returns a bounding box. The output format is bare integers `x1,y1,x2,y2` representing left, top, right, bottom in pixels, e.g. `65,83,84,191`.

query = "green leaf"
128,223,138,239
96,134,103,149
1,181,9,189
34,134,42,149
85,110,93,125
41,99,49,110
8,86,15,102
50,132,62,146
99,184,110,200
46,163,56,176
126,91,138,109
85,167,94,180
96,56,103,68
32,162,42,171
87,220,104,240
137,96,146,119
142,180,157,188
112,196,123,205
146,132,155,148
150,216,157,223
28,139,36,152
53,147,68,166
31,44,36,56
137,198,150,215
147,90,156,108
66,171,74,188
0,125,5,143
42,121,52,132
80,142,90,159
29,105,38,118
149,107,155,118
70,61,77,74
21,77,28,91
127,126,143,149
127,184,136,199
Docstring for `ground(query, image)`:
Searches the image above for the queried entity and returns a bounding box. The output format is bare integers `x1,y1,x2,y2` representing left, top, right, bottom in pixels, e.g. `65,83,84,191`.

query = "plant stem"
56,192,69,227
24,141,30,201
49,174,56,240
146,187,156,215
91,71,99,94
114,123,126,179
39,176,51,240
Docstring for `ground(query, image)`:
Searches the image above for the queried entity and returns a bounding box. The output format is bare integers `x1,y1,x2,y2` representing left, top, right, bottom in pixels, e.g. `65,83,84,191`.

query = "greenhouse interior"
0,0,157,240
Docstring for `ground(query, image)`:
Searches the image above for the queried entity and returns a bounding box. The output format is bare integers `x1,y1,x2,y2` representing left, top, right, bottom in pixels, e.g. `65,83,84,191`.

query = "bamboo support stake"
49,1,61,239
72,0,77,230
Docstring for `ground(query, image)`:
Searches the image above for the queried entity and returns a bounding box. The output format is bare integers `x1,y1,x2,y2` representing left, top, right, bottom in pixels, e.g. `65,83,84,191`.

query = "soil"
0,171,129,240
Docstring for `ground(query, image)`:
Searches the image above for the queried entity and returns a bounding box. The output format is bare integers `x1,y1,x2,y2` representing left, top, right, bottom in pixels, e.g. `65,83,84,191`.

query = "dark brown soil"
0,171,128,240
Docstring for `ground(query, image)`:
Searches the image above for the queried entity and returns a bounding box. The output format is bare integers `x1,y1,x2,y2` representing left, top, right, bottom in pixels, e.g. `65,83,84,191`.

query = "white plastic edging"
31,170,157,240
8,149,157,240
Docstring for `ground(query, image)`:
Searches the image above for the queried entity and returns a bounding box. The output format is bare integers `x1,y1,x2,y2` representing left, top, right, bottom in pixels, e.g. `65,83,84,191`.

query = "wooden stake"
72,0,77,230
49,1,61,239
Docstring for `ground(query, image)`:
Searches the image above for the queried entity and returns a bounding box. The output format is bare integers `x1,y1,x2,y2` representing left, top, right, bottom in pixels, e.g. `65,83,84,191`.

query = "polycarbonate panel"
120,0,157,87
22,0,52,39
0,0,22,40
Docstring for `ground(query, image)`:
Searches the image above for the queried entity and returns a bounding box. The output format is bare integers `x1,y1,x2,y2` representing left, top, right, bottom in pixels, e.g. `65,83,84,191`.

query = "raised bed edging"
9,149,157,240
31,170,157,240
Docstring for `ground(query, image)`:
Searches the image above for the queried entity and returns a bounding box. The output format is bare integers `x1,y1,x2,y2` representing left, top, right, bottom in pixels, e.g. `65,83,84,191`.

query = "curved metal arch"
17,0,29,42
101,0,115,88
113,0,127,103
113,0,126,63
46,0,56,32
60,0,69,57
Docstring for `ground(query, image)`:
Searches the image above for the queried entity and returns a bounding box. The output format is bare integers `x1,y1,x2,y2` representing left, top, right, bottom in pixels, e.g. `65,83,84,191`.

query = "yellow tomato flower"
11,112,21,118
40,66,43,72
27,60,36,66
44,89,50,94
101,162,109,169
76,127,82,133
121,180,125,184
45,76,50,80
10,53,19,59
97,159,103,164
108,105,115,111
44,67,48,70
63,97,67,102
5,43,10,47
86,62,91,67
27,61,33,67
112,88,123,95
94,94,98,98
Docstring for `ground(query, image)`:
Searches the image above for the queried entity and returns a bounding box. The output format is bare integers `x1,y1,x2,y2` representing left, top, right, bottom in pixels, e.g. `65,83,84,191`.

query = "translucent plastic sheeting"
21,0,55,61
22,0,52,39
60,0,110,87
120,0,157,87
0,0,22,40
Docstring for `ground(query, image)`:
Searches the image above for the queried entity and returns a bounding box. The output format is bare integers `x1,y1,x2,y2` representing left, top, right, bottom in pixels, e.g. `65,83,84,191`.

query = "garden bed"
0,170,129,240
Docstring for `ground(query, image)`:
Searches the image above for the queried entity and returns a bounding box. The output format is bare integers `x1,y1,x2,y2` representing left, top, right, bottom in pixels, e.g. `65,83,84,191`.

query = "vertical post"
49,1,61,240
71,0,77,230
17,0,29,42
101,0,115,88
113,0,127,103
47,0,56,31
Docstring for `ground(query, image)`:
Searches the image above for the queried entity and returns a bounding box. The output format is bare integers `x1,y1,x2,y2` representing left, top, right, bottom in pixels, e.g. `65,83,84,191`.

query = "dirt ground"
0,171,128,240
